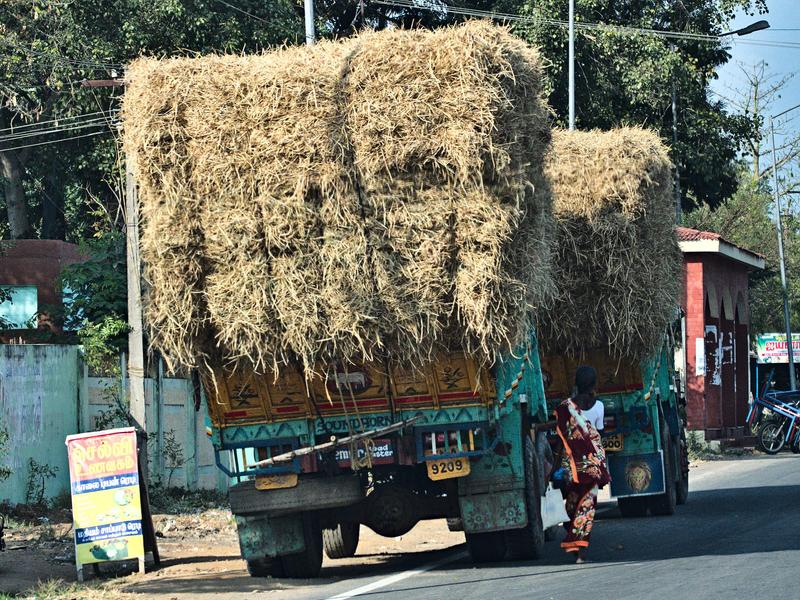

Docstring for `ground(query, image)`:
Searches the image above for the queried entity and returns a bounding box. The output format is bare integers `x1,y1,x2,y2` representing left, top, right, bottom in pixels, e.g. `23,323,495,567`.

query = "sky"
712,0,800,164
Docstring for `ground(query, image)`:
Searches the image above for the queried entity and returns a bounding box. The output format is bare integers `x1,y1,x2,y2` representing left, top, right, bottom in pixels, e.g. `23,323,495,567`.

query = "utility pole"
671,55,682,224
305,0,316,45
568,0,575,130
126,158,146,429
770,110,800,390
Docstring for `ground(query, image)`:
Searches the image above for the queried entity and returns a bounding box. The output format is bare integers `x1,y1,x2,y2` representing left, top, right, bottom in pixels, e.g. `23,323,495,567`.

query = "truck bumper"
229,474,364,517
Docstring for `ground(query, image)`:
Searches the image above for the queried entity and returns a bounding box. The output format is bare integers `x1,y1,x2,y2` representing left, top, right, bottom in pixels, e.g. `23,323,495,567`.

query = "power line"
211,0,270,24
0,113,119,139
0,119,118,143
0,129,112,153
0,38,122,70
0,110,118,134
375,0,800,49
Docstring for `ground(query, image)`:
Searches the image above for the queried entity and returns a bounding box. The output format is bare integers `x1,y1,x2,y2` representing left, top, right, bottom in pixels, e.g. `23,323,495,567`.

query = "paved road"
131,454,800,600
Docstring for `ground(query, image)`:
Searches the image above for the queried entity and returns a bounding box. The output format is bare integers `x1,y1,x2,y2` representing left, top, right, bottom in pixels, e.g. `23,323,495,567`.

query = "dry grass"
538,127,682,359
122,22,553,376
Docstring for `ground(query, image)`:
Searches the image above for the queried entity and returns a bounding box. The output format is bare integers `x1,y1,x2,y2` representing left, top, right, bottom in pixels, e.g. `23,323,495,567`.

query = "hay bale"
344,22,553,359
538,127,681,359
123,22,553,375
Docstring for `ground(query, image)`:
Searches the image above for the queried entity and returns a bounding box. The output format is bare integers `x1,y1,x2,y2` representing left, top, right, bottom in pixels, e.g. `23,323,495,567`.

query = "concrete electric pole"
305,0,316,45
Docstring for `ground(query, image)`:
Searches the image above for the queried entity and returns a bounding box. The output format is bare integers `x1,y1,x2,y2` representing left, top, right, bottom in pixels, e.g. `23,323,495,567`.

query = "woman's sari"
554,398,611,555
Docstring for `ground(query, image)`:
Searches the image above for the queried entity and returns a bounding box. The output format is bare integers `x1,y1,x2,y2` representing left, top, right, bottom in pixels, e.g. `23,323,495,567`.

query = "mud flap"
608,451,666,498
235,513,305,559
459,489,527,534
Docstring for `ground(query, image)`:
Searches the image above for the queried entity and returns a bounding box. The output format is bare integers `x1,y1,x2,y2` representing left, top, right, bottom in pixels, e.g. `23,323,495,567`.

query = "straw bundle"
538,127,681,359
123,21,553,375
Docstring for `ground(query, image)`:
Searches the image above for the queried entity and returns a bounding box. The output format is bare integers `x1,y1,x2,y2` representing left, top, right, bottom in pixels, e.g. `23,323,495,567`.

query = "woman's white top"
581,400,604,431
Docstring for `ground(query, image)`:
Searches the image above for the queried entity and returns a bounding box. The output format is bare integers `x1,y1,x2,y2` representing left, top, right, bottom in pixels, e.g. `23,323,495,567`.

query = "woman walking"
554,365,611,563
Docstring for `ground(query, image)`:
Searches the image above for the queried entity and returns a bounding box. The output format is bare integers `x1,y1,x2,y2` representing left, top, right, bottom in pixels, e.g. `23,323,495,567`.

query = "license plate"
255,472,298,490
602,433,624,452
426,457,471,480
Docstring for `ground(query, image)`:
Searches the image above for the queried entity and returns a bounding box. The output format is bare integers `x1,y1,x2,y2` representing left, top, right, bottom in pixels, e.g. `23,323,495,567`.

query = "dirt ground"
0,505,464,599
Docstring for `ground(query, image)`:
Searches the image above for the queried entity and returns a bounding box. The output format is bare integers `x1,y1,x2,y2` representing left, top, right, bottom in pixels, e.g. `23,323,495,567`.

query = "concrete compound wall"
0,344,227,505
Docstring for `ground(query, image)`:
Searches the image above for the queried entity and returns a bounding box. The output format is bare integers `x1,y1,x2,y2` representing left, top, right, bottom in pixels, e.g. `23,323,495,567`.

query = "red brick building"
678,227,765,440
0,240,85,341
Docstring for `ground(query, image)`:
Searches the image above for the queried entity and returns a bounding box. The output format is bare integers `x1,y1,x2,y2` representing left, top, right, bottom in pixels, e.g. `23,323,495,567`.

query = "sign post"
66,427,145,581
755,333,800,364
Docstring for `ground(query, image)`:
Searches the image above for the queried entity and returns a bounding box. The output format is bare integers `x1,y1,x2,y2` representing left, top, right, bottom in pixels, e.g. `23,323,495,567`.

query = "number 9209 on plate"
426,456,471,481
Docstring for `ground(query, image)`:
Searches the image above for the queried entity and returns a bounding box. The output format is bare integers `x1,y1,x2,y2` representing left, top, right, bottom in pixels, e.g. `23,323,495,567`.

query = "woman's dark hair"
574,365,597,407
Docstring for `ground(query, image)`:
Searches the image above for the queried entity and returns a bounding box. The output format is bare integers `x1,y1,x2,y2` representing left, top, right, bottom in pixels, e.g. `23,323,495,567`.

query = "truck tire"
247,556,284,578
323,522,360,559
649,424,677,516
466,530,507,563
280,517,323,578
505,434,545,560
676,430,689,505
617,496,649,518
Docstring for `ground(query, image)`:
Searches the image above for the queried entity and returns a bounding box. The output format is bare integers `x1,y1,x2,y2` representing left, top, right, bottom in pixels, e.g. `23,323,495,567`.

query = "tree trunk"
0,150,30,239
42,155,66,240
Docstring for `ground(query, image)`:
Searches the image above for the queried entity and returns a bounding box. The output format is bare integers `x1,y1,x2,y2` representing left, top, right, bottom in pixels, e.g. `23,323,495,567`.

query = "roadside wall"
0,344,226,505
0,345,79,505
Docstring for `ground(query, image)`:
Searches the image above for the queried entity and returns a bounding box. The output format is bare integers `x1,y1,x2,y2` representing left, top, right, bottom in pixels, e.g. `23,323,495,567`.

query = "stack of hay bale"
537,127,682,359
122,22,554,376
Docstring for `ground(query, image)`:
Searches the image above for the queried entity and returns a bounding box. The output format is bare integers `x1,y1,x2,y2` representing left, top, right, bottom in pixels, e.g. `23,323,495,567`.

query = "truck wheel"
247,556,284,578
323,522,360,559
505,434,545,560
617,496,649,518
280,517,323,578
649,424,677,516
676,430,689,505
466,531,507,563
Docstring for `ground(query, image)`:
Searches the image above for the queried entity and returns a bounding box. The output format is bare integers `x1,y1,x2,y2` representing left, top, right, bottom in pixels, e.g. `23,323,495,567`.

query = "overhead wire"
0,118,119,143
373,0,800,49
0,38,123,71
0,130,112,153
0,110,118,134
211,0,271,24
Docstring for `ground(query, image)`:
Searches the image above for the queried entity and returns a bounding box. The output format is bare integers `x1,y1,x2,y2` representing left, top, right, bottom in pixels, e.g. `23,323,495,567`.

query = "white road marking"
325,550,468,600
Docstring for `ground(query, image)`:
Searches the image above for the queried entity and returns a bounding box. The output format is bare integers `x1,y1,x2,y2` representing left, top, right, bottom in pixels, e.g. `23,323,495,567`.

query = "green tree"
684,173,800,334
0,0,301,241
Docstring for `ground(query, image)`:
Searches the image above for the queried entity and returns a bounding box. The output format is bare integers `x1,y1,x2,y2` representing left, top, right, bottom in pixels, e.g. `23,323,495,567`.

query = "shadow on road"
128,473,800,596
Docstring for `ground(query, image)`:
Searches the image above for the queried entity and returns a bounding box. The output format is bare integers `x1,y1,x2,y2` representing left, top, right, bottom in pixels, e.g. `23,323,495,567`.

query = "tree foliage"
684,172,800,334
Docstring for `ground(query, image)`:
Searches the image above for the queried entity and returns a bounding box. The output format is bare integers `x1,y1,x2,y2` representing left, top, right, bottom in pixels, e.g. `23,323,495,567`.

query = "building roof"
676,227,721,242
676,226,765,270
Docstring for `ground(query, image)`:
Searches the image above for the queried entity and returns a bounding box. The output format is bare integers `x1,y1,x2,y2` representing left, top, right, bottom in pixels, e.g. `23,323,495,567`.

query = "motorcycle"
749,390,800,455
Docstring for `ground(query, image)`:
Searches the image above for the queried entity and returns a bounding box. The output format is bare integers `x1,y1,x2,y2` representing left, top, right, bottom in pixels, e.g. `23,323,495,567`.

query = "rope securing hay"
122,21,553,376
537,127,682,359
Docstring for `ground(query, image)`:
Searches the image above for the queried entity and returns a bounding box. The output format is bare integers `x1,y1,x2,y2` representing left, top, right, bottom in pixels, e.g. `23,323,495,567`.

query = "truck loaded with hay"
123,22,687,577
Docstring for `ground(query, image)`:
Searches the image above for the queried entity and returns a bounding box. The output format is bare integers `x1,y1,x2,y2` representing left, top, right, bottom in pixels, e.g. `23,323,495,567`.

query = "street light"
722,20,770,37
769,101,800,390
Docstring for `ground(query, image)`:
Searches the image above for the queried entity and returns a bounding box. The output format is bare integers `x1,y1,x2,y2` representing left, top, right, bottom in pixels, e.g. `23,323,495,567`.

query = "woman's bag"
541,483,569,529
